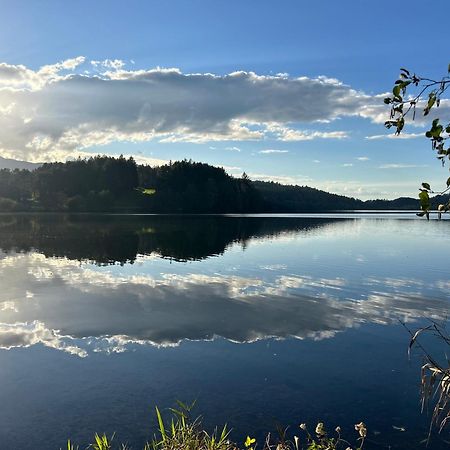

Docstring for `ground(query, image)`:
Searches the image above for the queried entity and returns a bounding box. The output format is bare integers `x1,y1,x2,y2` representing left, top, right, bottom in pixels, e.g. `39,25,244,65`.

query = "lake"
0,213,449,449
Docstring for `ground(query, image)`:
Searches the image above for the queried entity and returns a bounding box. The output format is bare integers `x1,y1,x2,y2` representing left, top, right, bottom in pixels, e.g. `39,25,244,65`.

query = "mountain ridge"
0,156,41,171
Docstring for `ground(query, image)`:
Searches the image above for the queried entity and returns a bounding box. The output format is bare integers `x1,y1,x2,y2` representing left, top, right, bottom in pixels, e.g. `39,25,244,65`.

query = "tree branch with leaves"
384,64,450,218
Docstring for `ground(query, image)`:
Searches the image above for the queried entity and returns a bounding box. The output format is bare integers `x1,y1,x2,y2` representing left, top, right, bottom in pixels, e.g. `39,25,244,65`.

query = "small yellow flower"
299,423,307,430
244,436,256,448
335,426,341,433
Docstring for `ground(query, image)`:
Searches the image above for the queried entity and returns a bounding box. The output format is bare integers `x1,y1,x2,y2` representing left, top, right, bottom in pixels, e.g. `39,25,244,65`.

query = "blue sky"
0,0,448,199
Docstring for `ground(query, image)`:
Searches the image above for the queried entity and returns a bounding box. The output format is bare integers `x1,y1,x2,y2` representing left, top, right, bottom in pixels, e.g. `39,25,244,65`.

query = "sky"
0,0,448,199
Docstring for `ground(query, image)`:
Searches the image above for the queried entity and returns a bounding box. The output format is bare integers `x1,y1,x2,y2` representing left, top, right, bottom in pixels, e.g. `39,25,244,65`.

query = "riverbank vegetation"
1,156,448,213
64,402,367,450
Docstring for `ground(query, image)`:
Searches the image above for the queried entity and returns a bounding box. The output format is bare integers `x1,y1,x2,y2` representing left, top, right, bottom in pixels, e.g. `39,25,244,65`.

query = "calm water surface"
0,213,449,449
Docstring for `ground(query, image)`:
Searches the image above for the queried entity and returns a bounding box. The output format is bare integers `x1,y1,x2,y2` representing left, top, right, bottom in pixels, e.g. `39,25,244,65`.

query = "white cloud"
365,132,424,140
124,154,168,166
259,149,289,154
359,95,450,127
357,156,370,161
3,58,446,163
91,59,126,70
219,165,242,173
0,57,85,91
311,179,427,199
264,123,349,141
0,58,391,162
378,163,427,169
225,146,241,152
248,172,313,185
342,163,353,167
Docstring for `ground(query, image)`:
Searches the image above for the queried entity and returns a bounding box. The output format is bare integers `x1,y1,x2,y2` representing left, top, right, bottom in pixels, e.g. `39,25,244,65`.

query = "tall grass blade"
155,406,166,442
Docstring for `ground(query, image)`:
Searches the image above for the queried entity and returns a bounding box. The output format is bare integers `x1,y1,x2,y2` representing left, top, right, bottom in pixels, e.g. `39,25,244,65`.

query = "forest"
0,155,445,213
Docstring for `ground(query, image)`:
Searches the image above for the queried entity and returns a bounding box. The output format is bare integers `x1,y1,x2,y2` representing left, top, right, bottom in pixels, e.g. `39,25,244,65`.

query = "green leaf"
447,177,450,187
421,182,431,190
432,125,443,137
155,407,167,442
427,93,436,110
393,85,401,97
396,117,405,134
419,190,430,211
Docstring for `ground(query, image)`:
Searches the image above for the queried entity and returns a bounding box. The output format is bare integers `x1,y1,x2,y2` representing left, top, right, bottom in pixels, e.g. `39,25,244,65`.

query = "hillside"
0,156,442,212
0,157,262,213
253,180,364,211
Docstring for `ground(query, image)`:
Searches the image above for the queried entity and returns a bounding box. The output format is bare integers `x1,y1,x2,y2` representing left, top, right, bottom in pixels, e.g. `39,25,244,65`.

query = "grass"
63,401,367,450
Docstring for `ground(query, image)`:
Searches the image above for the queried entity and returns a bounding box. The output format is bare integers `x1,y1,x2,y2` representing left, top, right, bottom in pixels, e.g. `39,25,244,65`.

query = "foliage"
151,401,233,450
405,321,450,439
64,403,368,450
384,64,450,217
252,181,364,212
137,159,262,213
0,157,263,213
1,156,448,213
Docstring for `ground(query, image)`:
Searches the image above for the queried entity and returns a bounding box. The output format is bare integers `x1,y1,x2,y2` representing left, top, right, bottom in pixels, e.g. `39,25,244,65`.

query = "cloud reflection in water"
0,251,448,356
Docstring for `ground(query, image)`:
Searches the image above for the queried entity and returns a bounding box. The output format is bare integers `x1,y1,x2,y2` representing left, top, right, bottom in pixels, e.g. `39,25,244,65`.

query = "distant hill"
254,181,449,211
0,156,41,171
253,180,364,211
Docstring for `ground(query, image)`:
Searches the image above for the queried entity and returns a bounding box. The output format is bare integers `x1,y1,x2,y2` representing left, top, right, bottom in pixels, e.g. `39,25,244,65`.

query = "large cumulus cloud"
0,58,381,162
1,57,448,162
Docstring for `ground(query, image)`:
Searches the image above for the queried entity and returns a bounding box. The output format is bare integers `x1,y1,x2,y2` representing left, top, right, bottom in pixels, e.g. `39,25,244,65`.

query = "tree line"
0,155,447,212
0,156,261,213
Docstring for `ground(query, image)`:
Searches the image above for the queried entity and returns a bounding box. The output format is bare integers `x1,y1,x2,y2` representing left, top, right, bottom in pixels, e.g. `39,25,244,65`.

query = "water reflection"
0,214,448,356
1,214,450,450
0,214,340,263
